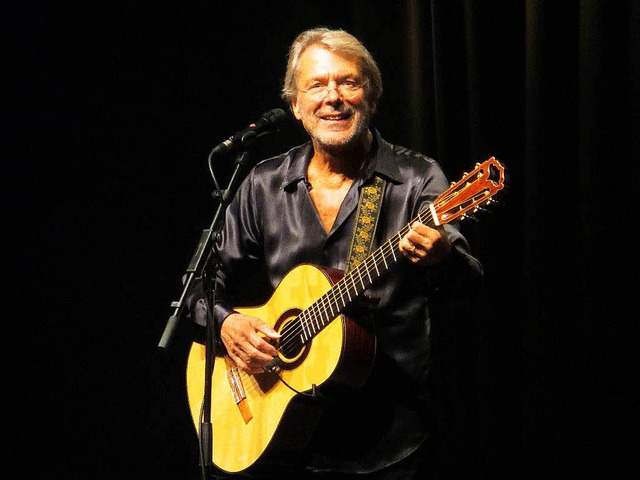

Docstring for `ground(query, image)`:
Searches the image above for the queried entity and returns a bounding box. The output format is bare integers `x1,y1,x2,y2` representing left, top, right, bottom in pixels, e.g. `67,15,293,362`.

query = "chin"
315,126,357,145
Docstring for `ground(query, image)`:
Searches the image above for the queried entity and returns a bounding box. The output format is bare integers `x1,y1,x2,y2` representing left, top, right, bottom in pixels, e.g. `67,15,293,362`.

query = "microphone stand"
158,148,254,474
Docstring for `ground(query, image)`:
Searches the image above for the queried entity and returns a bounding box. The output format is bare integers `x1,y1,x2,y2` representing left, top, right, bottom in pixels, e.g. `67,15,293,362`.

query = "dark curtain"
398,1,638,477
327,1,638,477
11,1,637,479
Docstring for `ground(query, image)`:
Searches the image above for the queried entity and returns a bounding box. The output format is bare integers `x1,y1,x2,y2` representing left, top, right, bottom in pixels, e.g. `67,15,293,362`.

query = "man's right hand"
220,312,281,374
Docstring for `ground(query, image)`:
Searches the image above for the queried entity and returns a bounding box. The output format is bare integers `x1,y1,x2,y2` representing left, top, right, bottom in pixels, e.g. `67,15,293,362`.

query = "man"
189,27,483,479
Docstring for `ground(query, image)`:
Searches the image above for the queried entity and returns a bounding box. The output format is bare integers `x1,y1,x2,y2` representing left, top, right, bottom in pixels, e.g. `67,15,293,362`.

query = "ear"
291,98,302,120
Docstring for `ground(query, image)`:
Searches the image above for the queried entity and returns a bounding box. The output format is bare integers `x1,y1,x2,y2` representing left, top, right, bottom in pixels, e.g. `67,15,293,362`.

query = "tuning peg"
461,213,479,222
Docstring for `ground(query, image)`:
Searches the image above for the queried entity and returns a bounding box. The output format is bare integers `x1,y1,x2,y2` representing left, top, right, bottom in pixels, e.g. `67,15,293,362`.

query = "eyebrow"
305,73,362,83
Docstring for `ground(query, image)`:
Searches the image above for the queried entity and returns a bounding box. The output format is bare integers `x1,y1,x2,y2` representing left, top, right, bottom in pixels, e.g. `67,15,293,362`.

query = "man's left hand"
399,221,452,266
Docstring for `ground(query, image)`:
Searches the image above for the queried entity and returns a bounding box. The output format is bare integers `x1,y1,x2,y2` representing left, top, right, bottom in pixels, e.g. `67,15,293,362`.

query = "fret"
356,268,366,290
365,262,375,282
300,313,311,341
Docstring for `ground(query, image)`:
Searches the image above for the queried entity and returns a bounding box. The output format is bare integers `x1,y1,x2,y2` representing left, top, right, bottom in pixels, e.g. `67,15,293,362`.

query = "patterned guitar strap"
345,174,387,273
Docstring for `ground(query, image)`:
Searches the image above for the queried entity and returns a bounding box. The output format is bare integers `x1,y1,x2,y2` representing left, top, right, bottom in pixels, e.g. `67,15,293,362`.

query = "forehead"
296,45,361,80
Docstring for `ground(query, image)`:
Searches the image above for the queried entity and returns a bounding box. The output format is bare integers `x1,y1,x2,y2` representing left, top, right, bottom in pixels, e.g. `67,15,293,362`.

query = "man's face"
291,45,373,150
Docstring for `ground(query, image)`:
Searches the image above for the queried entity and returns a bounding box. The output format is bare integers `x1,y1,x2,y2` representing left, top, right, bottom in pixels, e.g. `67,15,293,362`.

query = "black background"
8,2,637,479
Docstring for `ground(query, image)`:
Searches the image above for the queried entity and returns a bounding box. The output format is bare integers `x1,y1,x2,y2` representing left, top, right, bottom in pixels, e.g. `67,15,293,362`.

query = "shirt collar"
281,142,313,191
280,128,403,191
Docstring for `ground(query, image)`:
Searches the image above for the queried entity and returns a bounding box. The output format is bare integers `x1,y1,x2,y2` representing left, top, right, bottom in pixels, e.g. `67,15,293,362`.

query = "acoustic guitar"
186,157,505,473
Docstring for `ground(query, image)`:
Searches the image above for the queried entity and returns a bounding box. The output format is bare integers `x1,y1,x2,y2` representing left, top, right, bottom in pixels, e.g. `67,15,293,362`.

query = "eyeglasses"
299,80,366,101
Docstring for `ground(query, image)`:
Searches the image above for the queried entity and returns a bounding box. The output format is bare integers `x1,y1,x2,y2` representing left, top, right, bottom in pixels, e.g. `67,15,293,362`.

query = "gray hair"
281,27,383,111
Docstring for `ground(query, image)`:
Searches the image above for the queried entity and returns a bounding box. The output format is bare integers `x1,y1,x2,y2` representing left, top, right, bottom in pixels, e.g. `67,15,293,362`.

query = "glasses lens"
303,82,364,100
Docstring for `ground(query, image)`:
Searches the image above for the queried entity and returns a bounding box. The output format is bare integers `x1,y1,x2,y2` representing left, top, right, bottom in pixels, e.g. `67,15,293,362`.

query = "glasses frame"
299,79,368,101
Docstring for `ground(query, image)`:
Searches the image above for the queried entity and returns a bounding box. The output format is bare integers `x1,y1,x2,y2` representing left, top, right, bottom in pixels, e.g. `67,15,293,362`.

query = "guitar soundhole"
274,309,309,370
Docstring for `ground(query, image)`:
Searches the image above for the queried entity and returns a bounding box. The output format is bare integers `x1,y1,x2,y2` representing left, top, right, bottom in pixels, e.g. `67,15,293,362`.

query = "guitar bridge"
224,356,253,424
226,364,246,404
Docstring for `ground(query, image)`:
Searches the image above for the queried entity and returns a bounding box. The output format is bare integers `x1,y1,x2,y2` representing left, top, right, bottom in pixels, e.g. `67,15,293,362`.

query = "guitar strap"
345,174,387,273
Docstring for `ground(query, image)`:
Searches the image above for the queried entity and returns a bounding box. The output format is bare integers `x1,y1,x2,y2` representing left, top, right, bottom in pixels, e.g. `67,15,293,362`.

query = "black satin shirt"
194,129,483,474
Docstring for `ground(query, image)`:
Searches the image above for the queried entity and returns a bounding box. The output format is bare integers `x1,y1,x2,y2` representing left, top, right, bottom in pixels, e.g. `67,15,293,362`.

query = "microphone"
211,108,288,155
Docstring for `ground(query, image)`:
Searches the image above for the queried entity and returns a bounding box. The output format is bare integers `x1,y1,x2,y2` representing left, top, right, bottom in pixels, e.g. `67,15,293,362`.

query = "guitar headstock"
434,157,505,225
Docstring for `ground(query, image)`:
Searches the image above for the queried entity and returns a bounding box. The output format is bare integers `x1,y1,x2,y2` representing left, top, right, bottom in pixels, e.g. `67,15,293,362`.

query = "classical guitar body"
186,264,376,474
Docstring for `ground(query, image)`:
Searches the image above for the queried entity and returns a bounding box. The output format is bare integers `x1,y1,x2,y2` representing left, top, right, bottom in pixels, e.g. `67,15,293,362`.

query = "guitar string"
234,368,265,396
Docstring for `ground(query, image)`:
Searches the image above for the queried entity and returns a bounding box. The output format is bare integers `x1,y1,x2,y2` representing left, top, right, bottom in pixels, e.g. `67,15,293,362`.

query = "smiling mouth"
320,115,349,122
320,112,351,121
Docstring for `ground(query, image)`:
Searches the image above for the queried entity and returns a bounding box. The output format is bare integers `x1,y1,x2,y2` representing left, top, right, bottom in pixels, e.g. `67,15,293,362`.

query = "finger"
255,323,281,341
230,342,273,373
411,221,440,242
401,237,416,257
227,345,251,372
253,335,279,357
242,334,276,359
410,221,431,235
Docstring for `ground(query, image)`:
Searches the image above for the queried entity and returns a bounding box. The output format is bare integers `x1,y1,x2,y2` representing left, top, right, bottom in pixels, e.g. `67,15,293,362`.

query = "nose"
324,83,341,101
